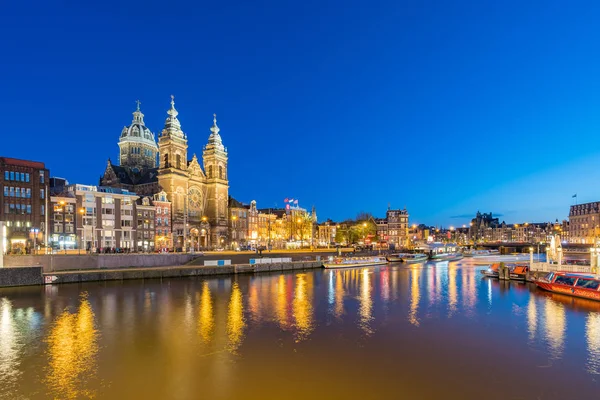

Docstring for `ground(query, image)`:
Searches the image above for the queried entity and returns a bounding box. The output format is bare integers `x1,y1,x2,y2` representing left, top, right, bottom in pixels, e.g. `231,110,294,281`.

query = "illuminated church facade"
101,97,229,249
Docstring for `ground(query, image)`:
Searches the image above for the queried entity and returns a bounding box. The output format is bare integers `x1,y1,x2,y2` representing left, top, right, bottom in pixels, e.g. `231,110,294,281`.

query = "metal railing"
531,262,592,273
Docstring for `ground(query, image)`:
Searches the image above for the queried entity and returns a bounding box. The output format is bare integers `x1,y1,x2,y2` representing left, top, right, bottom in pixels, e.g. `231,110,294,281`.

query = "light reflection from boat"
334,270,345,319
544,299,566,360
408,267,421,326
527,296,537,341
275,275,291,330
586,312,600,375
358,269,374,335
45,293,99,399
448,263,458,317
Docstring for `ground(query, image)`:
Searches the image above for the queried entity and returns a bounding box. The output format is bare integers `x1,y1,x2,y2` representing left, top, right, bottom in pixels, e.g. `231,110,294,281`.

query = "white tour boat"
323,256,388,269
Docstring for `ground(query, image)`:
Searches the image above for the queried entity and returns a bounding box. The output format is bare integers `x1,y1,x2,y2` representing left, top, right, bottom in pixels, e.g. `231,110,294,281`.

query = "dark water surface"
1,261,600,399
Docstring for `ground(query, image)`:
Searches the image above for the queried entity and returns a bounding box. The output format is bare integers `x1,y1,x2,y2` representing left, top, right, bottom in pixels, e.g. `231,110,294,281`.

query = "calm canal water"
1,261,600,399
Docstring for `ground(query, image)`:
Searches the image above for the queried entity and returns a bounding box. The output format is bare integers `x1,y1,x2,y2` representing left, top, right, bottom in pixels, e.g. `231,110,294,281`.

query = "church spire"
210,113,220,136
161,94,184,138
132,99,145,125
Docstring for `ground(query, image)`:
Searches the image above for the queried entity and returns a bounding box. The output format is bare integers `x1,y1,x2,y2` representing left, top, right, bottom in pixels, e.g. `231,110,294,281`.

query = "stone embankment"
0,254,325,287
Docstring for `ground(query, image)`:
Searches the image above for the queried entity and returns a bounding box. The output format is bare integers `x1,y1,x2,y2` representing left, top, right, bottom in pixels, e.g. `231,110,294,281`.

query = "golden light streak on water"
45,293,99,399
380,268,390,304
248,282,261,323
275,275,291,330
408,267,421,327
227,282,246,353
527,296,538,341
448,264,458,317
358,269,374,335
334,270,345,319
198,281,215,344
544,300,566,360
0,298,20,396
586,312,600,375
293,273,314,342
461,266,477,316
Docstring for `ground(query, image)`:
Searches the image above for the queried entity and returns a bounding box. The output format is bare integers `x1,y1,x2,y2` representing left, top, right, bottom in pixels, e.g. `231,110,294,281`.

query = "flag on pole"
294,199,298,205
284,198,289,203
572,194,577,198
289,198,294,203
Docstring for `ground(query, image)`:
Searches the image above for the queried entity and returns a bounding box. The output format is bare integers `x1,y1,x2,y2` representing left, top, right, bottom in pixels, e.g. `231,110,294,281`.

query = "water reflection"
292,273,314,342
0,298,21,396
275,275,291,330
45,293,99,400
358,269,374,335
543,300,566,360
586,313,600,375
447,263,458,317
527,296,538,341
2,264,600,399
408,267,421,326
198,281,214,344
227,282,245,353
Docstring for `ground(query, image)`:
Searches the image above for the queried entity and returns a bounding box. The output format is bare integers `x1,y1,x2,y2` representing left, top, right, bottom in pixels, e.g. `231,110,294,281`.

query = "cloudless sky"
2,0,600,226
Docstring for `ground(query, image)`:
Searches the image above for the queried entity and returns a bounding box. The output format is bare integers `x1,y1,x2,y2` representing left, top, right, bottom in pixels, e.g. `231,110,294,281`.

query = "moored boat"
508,265,529,281
402,253,429,264
534,272,600,302
386,253,404,263
430,253,464,262
480,263,500,278
464,249,500,258
323,256,388,269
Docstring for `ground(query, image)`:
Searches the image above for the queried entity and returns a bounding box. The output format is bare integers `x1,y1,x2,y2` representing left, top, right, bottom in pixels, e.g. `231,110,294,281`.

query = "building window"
41,205,45,215
27,205,31,214
25,173,29,182
9,172,14,181
3,186,7,196
219,166,223,179
4,171,8,180
40,171,45,184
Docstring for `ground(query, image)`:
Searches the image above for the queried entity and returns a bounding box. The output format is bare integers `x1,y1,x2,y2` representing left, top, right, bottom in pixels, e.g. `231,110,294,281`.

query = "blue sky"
2,0,600,226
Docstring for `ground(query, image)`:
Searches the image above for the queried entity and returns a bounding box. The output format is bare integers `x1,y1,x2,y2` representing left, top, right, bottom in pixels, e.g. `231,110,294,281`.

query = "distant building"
153,191,172,251
136,196,156,252
569,202,600,244
317,220,337,246
469,212,499,242
386,208,409,249
0,157,49,253
49,190,77,250
228,196,249,249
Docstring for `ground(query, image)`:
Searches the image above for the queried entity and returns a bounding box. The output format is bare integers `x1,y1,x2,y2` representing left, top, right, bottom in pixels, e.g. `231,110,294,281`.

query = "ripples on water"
0,262,599,399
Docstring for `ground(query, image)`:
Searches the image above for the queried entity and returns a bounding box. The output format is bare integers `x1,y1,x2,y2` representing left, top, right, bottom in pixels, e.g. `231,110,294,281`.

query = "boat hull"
534,281,600,302
430,254,464,262
386,257,402,263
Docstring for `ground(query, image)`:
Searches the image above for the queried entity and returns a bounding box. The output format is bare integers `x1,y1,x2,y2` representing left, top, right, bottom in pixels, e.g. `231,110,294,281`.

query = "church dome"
119,101,158,149
206,114,225,152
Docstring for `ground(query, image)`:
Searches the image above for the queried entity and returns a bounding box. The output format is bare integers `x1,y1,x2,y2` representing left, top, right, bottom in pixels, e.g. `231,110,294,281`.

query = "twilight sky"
2,0,600,226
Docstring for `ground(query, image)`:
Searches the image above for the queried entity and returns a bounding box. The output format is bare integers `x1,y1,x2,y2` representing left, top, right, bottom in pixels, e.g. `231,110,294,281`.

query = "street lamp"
79,207,86,254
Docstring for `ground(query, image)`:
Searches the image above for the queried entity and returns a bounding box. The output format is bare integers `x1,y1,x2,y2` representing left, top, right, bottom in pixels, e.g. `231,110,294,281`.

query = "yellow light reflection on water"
0,298,20,393
45,293,99,400
527,296,538,341
544,300,566,360
198,281,215,344
359,269,374,335
408,267,421,327
586,312,600,375
448,264,458,317
227,282,246,353
293,273,314,342
334,270,345,319
275,275,291,330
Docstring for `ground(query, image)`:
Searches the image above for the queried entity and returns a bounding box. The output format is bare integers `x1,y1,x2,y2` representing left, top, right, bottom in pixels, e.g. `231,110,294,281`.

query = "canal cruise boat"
534,272,600,302
323,256,388,269
386,253,428,264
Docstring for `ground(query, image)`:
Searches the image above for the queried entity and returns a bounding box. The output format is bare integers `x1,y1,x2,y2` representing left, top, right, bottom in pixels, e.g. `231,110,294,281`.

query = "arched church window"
164,154,169,168
219,166,223,179
208,166,212,178
176,154,181,169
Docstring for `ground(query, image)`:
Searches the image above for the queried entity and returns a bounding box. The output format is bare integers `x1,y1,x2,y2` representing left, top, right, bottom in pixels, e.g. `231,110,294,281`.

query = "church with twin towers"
100,96,229,249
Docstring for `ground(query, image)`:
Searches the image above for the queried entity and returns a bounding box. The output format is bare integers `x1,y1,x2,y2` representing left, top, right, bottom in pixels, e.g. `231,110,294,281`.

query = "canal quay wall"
0,258,324,287
2,254,200,273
